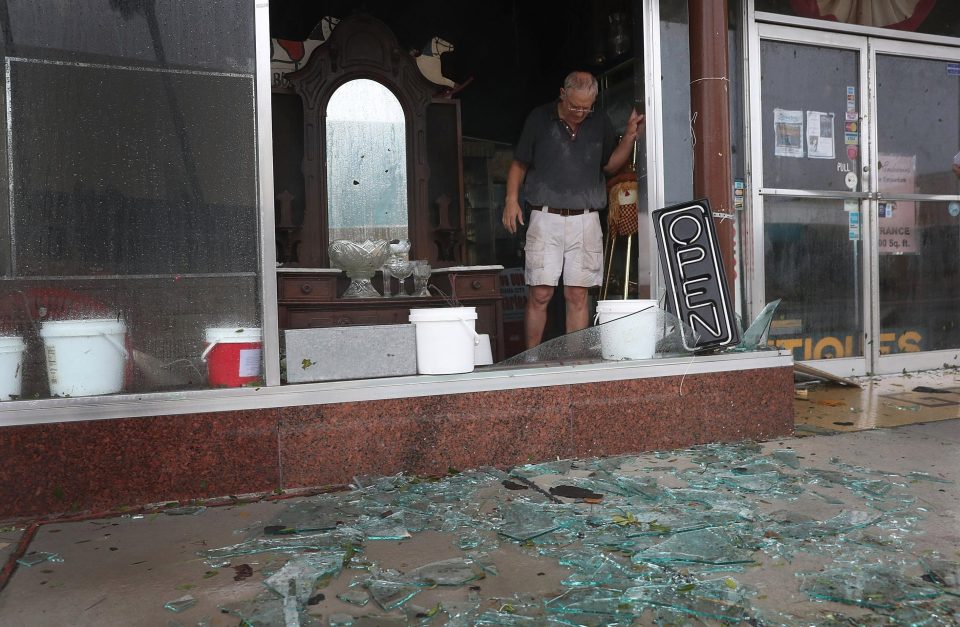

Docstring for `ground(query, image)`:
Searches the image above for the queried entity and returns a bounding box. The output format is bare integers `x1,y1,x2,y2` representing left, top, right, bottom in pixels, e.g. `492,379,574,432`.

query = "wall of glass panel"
0,1,261,400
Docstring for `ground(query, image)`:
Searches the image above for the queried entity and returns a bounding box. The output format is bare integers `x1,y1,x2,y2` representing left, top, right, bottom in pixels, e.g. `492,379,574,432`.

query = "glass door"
753,25,960,376
871,40,960,374
754,26,871,377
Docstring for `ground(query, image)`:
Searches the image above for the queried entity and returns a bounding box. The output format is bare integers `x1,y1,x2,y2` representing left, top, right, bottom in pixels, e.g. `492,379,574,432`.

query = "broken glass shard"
470,610,542,625
771,449,801,469
337,589,370,606
15,551,62,567
163,594,197,613
906,471,953,484
329,612,354,626
263,552,346,604
559,552,632,588
219,590,321,627
408,558,484,587
366,577,420,610
509,460,574,479
498,501,560,542
799,564,941,609
632,528,755,565
623,583,748,622
737,299,781,350
544,587,636,620
163,505,206,516
200,530,359,564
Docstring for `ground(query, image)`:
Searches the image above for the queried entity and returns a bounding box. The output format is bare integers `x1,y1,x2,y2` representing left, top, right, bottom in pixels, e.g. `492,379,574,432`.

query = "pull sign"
653,198,740,351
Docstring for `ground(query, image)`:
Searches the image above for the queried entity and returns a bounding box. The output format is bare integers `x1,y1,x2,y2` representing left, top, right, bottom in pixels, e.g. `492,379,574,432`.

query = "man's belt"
527,204,592,217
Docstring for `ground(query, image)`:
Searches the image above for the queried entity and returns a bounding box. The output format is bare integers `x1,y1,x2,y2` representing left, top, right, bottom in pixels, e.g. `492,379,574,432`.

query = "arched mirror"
286,13,459,268
326,79,408,244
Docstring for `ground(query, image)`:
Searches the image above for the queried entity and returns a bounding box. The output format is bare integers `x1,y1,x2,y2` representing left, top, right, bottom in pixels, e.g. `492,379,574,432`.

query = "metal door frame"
866,38,960,374
749,24,873,377
749,23,960,375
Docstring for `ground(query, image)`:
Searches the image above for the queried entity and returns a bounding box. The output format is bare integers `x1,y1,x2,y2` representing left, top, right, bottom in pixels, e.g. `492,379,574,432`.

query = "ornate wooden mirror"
285,13,461,268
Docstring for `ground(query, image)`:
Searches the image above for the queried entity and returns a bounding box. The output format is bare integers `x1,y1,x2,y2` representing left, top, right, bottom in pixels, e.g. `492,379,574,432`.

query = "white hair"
563,71,598,96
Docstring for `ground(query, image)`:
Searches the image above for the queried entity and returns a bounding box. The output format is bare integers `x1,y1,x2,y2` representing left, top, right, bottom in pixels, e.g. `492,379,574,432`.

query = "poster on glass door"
877,154,918,255
805,111,835,159
773,109,804,158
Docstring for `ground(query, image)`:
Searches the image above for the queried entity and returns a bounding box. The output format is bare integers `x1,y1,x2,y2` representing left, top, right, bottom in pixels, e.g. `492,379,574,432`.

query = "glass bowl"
328,239,391,298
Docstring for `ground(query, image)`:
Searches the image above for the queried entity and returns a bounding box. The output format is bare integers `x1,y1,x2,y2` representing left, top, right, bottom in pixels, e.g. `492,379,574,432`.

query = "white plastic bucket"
474,333,493,366
596,299,659,360
201,327,263,387
39,319,127,397
409,307,479,374
0,335,26,401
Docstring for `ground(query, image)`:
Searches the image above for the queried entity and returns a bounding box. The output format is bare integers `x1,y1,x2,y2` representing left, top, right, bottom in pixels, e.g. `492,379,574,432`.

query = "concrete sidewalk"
0,415,957,625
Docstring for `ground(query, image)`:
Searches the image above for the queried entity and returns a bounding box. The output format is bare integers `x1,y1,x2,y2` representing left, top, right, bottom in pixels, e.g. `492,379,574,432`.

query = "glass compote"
328,239,391,298
382,239,411,298
412,260,431,297
386,256,415,297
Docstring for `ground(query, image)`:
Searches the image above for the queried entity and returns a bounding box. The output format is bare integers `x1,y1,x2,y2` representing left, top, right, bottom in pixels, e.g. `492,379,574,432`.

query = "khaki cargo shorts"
523,208,604,287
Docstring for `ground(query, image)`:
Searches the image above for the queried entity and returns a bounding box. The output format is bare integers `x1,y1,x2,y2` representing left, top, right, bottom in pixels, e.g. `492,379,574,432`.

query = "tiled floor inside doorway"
794,366,960,433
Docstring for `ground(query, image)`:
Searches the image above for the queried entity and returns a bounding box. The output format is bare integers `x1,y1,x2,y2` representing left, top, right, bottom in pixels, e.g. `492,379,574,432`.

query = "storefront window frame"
0,0,797,425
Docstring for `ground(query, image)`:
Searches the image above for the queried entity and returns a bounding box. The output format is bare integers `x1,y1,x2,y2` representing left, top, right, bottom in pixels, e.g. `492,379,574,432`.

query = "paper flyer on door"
773,108,804,158
805,111,835,159
877,154,918,255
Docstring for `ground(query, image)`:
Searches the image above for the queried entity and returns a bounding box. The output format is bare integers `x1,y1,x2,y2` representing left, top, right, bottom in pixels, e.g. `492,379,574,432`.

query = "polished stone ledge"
0,350,792,427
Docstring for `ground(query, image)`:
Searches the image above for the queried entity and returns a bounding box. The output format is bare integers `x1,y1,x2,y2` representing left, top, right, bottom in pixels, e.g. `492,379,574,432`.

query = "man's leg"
563,285,590,333
525,284,555,348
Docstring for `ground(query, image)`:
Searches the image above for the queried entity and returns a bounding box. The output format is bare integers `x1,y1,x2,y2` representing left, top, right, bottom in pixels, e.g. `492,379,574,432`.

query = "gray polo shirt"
514,100,617,210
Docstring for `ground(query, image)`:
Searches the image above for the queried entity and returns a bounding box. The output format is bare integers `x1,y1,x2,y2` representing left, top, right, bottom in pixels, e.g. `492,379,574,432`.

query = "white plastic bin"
409,307,479,374
596,299,659,360
40,319,127,397
474,333,493,366
0,335,26,400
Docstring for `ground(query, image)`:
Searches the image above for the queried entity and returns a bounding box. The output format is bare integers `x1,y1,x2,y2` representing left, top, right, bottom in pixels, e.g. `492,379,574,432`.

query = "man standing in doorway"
502,71,644,348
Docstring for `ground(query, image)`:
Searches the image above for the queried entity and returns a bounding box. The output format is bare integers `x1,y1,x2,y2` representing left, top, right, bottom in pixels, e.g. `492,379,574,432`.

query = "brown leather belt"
528,204,591,217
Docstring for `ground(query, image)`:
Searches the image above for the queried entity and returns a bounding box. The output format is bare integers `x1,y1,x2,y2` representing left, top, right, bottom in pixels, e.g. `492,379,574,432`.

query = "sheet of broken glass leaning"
193,439,958,625
491,297,780,368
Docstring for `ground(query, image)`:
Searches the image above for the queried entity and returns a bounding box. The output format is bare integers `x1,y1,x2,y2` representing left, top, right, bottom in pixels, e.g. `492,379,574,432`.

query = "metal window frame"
255,0,281,387
642,0,666,300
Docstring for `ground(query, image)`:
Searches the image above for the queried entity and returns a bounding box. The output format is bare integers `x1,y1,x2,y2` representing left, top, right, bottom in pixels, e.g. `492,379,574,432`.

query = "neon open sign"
653,199,740,350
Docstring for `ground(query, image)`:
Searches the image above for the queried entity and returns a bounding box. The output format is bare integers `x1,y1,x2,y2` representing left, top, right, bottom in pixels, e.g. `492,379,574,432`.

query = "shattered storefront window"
180,440,958,625
496,297,780,368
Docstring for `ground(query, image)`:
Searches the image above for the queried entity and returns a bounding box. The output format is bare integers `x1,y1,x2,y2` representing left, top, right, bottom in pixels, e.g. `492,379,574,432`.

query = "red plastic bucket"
201,327,262,387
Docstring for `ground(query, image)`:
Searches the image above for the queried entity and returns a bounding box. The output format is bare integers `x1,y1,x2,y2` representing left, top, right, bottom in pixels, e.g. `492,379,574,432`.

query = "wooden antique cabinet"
274,14,503,360
277,267,505,362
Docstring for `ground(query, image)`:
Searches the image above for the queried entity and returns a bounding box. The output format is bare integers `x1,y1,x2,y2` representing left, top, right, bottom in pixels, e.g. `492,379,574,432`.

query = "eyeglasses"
561,91,595,115
566,104,594,114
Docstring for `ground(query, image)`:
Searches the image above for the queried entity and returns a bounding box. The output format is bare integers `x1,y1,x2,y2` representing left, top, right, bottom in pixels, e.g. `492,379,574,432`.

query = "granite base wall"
0,366,794,520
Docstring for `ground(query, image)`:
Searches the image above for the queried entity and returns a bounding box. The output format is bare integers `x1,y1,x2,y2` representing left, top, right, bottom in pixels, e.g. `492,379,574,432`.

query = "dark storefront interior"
269,1,639,145
268,1,643,351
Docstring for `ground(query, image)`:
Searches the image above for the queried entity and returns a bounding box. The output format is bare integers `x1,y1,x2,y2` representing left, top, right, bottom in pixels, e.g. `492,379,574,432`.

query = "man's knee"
564,286,588,308
528,285,554,307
